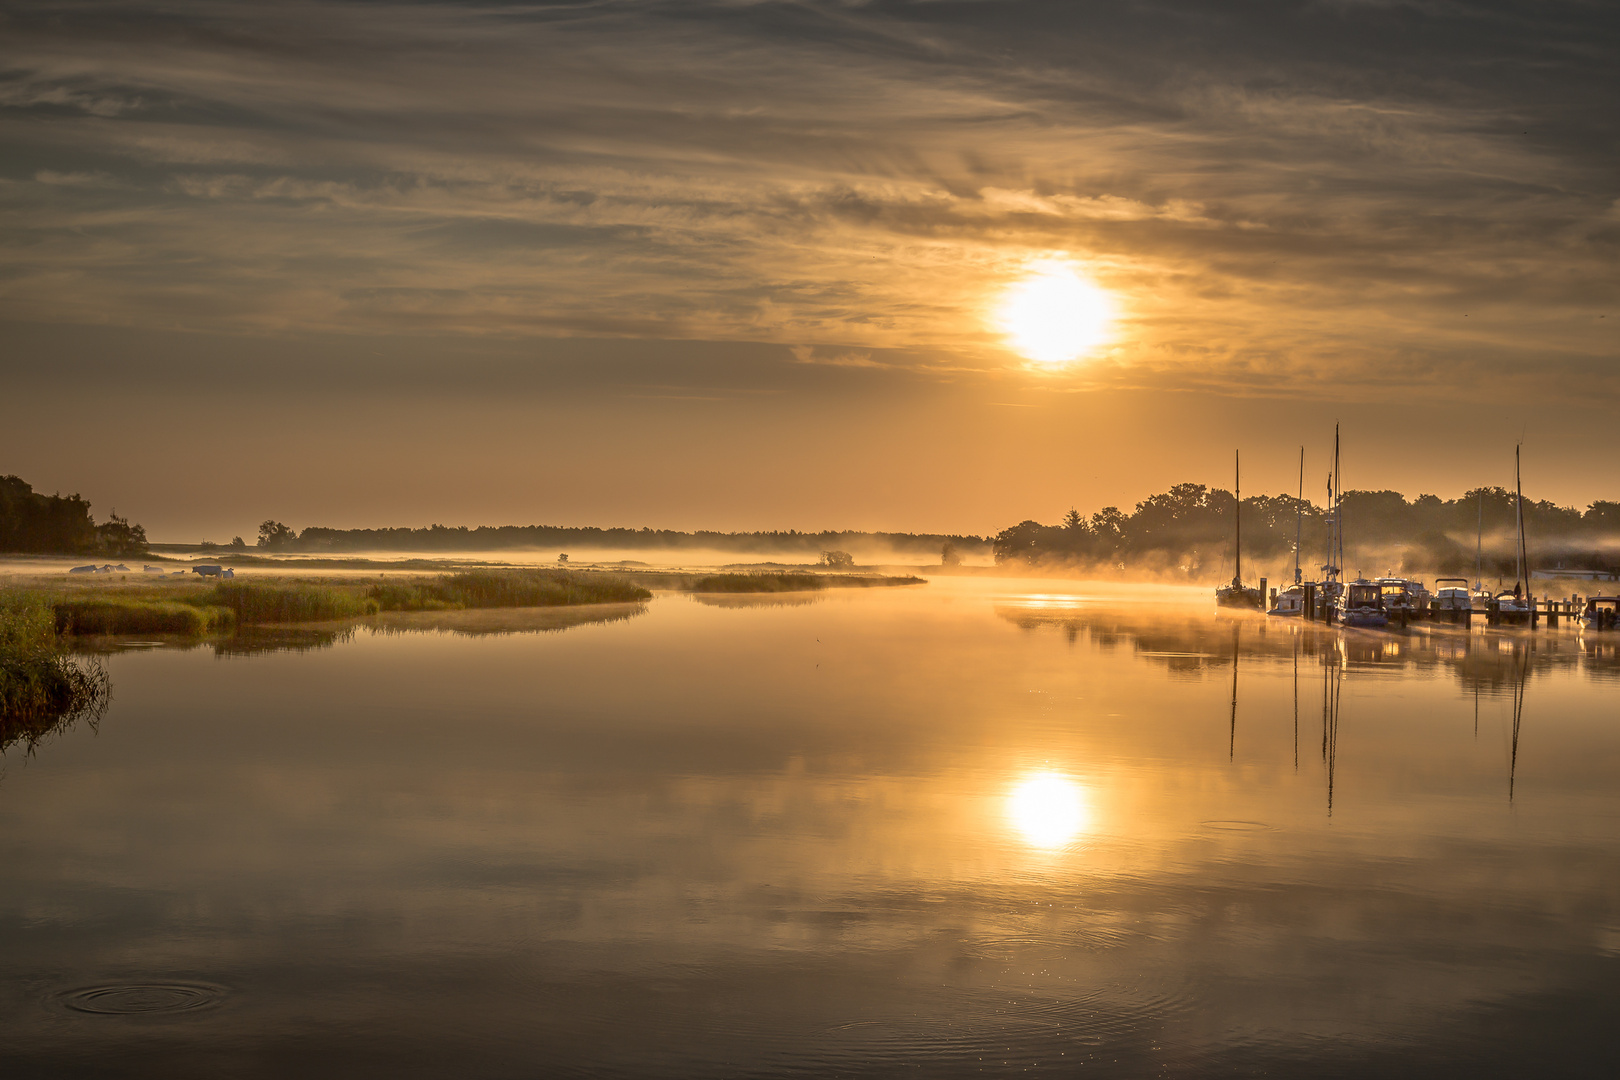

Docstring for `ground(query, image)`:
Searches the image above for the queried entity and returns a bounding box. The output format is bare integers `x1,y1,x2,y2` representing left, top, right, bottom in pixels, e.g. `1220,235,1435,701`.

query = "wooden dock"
1289,586,1612,629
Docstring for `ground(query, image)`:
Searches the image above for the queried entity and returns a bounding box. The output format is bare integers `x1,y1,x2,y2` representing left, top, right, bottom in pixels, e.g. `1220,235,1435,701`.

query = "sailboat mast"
1334,424,1343,577
1234,449,1242,587
1516,444,1528,591
1475,492,1483,591
1294,446,1303,585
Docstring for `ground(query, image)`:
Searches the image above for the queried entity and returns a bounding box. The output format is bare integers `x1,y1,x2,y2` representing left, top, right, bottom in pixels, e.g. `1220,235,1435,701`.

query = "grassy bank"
4,569,653,638
687,572,927,593
368,570,652,610
54,598,234,636
1,593,110,747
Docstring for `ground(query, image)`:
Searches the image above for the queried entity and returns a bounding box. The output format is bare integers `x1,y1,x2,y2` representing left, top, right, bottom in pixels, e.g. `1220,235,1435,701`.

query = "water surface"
3,581,1617,1077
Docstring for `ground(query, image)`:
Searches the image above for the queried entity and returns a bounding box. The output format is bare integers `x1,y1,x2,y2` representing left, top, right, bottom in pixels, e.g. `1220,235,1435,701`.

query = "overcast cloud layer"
2,0,1615,394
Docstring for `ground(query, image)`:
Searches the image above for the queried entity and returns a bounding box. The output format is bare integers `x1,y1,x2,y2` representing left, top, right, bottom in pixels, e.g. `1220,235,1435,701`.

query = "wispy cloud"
0,0,1614,397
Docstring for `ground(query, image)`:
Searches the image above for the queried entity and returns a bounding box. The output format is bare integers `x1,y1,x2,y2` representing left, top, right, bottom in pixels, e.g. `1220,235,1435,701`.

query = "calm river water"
3,579,1617,1077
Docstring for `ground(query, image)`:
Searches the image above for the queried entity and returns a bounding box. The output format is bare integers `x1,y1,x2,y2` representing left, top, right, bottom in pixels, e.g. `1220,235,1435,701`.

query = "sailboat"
1215,450,1265,609
1320,424,1345,613
1495,445,1532,624
1471,491,1492,608
1328,427,1388,627
1268,447,1308,616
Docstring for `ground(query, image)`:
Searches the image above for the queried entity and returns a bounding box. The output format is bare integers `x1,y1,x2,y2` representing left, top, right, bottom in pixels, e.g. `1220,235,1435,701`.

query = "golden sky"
1,1,1615,537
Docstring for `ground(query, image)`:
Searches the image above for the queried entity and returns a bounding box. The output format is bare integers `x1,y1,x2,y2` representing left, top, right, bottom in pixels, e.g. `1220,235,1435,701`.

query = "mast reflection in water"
2,581,1616,1079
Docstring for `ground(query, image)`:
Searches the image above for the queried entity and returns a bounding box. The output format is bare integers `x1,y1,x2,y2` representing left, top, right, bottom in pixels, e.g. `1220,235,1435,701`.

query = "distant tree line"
995,484,1620,577
0,475,149,557
251,519,991,559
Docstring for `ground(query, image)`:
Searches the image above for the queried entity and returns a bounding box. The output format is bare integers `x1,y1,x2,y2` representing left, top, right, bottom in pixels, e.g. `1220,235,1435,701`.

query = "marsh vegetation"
6,570,653,641
0,593,110,751
687,572,926,593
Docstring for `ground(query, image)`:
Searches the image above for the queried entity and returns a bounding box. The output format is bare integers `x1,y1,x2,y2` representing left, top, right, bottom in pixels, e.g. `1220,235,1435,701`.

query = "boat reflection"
995,603,1617,693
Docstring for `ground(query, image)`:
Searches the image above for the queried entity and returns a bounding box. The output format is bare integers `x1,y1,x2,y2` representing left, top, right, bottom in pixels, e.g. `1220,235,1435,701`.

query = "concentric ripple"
56,982,225,1015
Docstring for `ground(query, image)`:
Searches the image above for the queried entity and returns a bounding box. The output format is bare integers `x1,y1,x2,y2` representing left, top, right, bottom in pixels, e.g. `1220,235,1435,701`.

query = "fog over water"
3,579,1617,1077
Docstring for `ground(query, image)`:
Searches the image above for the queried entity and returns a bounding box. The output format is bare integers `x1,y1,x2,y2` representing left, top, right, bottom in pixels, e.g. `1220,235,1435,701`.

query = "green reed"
688,573,826,593
374,570,652,610
209,581,380,623
54,598,234,636
0,592,111,747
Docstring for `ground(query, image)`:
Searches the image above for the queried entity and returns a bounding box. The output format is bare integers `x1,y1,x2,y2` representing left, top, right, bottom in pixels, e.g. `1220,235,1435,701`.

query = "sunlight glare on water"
1007,771,1089,849
3,577,1618,1078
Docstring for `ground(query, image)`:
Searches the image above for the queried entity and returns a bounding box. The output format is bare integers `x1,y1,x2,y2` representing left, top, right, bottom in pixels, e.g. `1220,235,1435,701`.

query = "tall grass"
689,573,825,593
685,572,924,593
437,570,651,607
209,581,379,623
1,592,111,750
368,570,651,610
55,598,232,636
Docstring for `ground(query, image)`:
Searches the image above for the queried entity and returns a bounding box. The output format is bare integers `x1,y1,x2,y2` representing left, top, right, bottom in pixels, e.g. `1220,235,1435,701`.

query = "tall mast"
1294,446,1303,585
1515,444,1528,592
1234,449,1242,587
1334,424,1343,578
1475,492,1483,591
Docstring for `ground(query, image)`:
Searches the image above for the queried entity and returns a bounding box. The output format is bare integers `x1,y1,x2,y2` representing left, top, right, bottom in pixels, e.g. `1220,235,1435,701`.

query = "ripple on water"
1201,820,1272,832
817,982,1190,1065
55,983,225,1016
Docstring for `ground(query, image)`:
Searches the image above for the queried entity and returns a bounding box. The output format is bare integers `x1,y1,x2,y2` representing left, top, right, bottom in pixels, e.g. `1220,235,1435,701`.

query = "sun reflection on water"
1006,772,1089,849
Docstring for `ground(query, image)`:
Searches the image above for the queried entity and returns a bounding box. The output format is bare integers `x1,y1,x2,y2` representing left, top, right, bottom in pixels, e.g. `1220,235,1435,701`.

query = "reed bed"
54,598,233,636
689,573,826,593
210,581,379,623
1,592,111,746
687,572,925,593
381,570,652,609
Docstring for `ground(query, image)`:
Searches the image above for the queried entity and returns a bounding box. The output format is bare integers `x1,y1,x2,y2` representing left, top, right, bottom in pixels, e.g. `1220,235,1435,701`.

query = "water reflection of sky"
2,580,1617,1077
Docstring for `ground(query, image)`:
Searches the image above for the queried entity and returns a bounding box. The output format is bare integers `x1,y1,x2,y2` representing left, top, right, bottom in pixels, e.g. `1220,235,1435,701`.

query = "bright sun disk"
998,265,1115,367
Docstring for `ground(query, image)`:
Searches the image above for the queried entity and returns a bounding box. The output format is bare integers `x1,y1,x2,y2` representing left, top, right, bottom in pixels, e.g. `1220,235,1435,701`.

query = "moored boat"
1432,577,1474,622
1374,576,1430,622
1495,587,1532,624
1268,447,1308,617
1215,450,1265,610
1581,596,1619,630
1268,583,1306,616
1336,579,1389,627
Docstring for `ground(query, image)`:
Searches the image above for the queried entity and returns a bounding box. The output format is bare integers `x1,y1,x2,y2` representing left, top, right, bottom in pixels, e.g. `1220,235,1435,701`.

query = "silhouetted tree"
95,512,148,557
258,520,296,550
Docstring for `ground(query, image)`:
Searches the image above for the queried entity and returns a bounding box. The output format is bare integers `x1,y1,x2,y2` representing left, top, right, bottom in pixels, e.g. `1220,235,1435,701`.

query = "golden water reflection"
1006,771,1090,849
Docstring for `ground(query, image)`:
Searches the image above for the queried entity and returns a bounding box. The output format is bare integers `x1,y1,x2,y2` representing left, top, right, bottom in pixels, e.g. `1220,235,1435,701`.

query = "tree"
820,550,855,569
941,541,962,566
96,512,149,557
0,475,99,553
258,520,296,550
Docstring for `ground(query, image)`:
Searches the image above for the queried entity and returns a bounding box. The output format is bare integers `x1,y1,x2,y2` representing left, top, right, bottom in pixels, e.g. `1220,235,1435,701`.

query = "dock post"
1260,578,1267,607
1487,597,1499,626
1303,583,1316,622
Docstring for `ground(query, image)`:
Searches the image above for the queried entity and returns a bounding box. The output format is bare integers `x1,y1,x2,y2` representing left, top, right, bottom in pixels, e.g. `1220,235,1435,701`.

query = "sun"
997,264,1116,367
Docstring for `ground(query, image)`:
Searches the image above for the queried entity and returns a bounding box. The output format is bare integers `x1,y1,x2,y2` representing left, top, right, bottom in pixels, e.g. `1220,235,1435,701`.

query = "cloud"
0,0,1614,398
